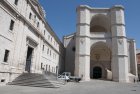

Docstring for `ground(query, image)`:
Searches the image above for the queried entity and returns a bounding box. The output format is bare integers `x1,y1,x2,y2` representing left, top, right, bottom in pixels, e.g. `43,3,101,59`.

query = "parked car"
57,72,70,81
57,72,81,82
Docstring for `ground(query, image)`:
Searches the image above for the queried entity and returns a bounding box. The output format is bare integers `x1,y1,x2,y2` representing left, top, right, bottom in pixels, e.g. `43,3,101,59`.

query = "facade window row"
42,45,57,60
43,31,58,49
41,63,56,73
28,11,58,50
29,12,40,28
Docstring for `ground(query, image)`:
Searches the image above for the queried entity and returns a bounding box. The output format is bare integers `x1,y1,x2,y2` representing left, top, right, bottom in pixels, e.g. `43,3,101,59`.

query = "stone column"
75,5,90,81
129,39,138,76
111,5,129,82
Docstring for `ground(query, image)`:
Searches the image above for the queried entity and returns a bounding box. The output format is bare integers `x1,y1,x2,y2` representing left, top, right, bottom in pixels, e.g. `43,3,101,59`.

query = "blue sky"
39,0,140,48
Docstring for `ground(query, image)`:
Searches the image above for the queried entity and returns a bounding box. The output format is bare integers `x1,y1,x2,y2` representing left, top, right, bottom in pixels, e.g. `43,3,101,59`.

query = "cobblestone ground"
0,80,140,94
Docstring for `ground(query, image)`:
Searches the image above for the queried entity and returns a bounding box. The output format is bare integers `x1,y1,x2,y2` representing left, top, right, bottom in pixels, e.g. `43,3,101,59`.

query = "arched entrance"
93,67,102,79
90,42,111,80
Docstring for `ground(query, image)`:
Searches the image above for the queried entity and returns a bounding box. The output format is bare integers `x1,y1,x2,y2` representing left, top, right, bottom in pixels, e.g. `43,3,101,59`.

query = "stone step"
12,76,44,82
8,73,65,88
8,79,64,85
13,74,44,81
11,84,60,88
9,80,63,88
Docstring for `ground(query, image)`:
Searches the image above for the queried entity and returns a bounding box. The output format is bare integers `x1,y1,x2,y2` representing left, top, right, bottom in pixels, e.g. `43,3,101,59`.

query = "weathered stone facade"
0,0,138,85
64,5,138,82
0,0,65,85
136,49,140,79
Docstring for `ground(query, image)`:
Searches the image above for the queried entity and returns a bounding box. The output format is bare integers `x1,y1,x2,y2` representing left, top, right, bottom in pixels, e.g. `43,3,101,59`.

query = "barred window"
29,13,32,19
9,20,15,31
3,50,10,62
14,0,18,5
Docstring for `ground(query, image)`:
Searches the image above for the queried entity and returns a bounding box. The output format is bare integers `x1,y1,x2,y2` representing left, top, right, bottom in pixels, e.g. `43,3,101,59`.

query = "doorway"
93,67,102,79
25,47,33,73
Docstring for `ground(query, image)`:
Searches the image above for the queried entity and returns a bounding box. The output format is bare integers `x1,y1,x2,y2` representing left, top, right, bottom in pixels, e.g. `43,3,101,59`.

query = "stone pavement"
0,80,140,94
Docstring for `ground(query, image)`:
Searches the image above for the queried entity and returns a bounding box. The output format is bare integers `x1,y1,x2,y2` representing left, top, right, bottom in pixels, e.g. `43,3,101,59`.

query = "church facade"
64,5,138,82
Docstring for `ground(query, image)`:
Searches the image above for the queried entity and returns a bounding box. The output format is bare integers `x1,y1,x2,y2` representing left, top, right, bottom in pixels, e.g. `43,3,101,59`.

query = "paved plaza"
0,80,140,94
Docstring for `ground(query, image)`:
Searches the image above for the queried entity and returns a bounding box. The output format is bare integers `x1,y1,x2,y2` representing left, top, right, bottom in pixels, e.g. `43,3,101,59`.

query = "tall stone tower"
110,5,129,82
75,5,91,81
74,5,137,82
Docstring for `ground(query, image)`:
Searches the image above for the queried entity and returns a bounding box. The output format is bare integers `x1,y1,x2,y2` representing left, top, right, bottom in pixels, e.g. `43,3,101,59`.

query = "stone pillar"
129,39,138,76
111,5,129,82
75,5,90,81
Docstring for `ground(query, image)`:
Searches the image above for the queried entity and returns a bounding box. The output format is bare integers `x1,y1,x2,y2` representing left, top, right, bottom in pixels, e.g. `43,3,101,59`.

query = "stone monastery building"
0,0,138,85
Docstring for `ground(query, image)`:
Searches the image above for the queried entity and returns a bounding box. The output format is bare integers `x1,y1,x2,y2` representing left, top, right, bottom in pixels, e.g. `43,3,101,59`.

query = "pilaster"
129,39,138,76
111,5,129,82
75,5,90,81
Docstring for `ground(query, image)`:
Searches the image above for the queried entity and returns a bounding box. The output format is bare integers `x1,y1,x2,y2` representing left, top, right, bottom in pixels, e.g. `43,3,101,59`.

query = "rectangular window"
41,63,43,69
49,65,50,72
44,30,45,35
3,50,10,62
51,37,52,42
42,45,44,51
37,22,39,27
9,20,15,31
14,0,18,5
34,15,36,19
34,15,36,23
46,65,48,71
47,48,49,54
48,35,50,40
29,13,32,19
1,79,5,82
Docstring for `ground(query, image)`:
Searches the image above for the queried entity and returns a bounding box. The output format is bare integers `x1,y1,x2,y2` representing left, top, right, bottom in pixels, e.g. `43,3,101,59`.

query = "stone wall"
0,0,64,85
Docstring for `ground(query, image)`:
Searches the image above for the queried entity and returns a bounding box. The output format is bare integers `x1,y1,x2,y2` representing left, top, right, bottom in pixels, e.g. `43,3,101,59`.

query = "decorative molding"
111,23,125,26
112,54,128,57
112,36,127,39
76,5,109,12
75,53,90,57
0,34,13,42
79,54,90,57
26,36,38,47
76,35,112,40
76,23,90,26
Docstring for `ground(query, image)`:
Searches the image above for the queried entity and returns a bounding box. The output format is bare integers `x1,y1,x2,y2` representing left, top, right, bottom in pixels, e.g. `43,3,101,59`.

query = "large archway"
90,42,112,80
